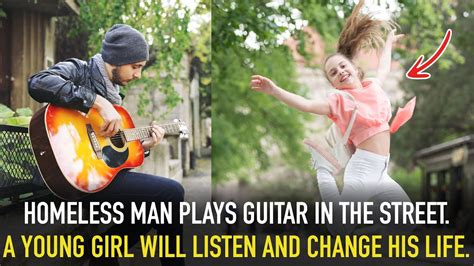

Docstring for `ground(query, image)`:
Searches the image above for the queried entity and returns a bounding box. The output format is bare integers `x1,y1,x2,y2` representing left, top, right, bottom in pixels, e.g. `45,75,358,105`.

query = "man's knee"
166,179,185,203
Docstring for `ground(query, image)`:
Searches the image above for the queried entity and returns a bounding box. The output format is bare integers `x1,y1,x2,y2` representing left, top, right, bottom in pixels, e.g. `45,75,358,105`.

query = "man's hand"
93,95,122,137
142,122,165,150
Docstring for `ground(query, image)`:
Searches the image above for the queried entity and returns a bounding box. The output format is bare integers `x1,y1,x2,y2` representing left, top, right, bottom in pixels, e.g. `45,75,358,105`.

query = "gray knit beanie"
101,24,149,66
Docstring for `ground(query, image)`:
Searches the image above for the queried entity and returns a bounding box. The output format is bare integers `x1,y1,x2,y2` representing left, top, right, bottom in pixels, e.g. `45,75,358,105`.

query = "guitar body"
29,105,144,200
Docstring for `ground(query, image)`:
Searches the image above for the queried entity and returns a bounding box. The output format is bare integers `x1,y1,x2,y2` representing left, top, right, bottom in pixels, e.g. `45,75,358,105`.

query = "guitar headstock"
173,119,189,139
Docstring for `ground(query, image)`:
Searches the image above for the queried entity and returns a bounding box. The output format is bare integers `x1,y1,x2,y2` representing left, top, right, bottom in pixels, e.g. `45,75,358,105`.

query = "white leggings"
317,148,413,235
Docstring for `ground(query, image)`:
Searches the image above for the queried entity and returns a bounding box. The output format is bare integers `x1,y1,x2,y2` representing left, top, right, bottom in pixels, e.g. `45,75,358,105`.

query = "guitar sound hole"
110,133,125,148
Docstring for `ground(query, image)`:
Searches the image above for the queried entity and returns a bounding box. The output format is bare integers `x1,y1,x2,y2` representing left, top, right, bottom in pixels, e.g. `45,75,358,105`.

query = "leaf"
4,117,31,127
0,104,15,118
15,108,33,117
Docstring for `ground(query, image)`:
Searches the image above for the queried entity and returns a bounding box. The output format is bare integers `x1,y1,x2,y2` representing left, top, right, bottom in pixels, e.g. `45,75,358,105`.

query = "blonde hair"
325,0,395,80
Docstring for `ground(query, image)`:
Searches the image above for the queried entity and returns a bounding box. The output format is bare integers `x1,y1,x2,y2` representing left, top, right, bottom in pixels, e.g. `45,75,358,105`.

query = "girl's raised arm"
251,75,331,115
376,29,404,84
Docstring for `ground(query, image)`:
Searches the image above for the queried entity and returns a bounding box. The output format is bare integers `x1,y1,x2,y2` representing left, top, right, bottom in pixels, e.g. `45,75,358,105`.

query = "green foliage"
295,0,467,170
55,16,89,61
0,104,35,184
213,0,316,182
292,0,344,60
213,0,466,183
60,0,210,118
0,105,15,119
390,166,422,201
0,104,35,187
0,134,35,185
0,1,6,22
213,47,314,181
189,1,211,117
0,105,32,127
77,0,191,118
392,0,473,167
213,0,306,52
294,0,463,68
15,108,33,117
398,0,464,70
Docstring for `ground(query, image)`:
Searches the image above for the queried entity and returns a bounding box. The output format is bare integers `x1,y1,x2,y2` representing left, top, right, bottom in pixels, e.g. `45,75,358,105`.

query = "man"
28,24,185,266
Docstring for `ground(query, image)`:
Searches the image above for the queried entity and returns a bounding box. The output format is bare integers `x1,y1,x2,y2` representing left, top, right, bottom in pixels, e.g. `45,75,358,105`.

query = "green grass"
390,166,422,201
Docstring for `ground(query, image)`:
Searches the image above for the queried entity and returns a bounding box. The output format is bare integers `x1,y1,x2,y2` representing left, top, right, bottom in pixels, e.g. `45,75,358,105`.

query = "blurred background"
212,0,474,244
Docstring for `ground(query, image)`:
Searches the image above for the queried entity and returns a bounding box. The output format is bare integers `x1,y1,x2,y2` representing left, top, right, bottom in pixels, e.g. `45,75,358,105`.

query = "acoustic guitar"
29,104,188,200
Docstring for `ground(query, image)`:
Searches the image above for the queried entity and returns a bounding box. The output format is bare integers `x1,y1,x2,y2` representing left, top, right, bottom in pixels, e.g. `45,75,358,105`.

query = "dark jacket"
28,58,151,157
28,57,116,113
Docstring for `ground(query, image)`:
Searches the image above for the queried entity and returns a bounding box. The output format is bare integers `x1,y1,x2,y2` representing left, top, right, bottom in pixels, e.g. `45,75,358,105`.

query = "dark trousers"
85,170,185,266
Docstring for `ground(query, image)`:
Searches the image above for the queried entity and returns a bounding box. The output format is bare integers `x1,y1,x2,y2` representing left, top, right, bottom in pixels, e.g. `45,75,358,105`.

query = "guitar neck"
122,122,182,142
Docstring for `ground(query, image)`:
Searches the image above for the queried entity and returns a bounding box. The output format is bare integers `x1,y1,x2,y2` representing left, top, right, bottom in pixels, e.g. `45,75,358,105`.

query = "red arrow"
406,29,452,80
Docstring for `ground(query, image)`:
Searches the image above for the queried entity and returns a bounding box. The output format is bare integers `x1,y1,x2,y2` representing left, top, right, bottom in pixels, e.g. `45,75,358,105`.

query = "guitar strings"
102,122,184,142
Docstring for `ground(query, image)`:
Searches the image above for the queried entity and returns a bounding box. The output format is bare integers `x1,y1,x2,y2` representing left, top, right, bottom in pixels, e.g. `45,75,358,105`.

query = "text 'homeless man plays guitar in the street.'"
28,24,185,266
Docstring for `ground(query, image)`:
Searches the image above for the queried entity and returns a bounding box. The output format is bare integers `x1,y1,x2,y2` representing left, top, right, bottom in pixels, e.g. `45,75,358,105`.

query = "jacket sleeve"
28,59,97,113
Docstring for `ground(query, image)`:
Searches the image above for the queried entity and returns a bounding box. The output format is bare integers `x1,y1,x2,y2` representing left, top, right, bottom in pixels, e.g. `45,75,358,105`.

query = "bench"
0,124,50,213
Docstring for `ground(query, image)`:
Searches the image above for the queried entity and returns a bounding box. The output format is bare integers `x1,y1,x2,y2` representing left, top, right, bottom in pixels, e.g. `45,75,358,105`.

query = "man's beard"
111,67,125,86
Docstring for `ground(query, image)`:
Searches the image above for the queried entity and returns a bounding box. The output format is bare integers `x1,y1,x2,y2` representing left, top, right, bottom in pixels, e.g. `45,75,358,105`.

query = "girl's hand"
387,29,404,44
250,75,278,95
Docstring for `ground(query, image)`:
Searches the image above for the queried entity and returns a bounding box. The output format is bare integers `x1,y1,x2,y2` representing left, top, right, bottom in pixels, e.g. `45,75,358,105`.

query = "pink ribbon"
390,96,417,133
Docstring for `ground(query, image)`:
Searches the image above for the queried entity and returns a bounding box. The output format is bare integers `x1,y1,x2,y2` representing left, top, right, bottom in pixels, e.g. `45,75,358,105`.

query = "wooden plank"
9,10,47,112
29,11,39,111
9,9,23,111
20,11,25,109
34,14,47,112
23,10,32,110
33,13,47,112
0,13,12,106
20,9,28,110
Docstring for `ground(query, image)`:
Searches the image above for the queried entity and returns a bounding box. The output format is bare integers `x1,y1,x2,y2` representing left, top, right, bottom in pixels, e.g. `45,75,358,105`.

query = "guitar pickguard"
30,104,173,198
102,145,130,168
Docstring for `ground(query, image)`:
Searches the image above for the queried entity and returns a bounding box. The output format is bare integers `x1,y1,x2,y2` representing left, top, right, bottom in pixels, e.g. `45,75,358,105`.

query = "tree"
392,0,474,167
212,0,325,182
188,0,212,117
55,0,211,119
212,0,464,182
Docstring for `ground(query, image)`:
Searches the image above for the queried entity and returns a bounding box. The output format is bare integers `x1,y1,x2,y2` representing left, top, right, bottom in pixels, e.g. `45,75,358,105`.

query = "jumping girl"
250,0,416,235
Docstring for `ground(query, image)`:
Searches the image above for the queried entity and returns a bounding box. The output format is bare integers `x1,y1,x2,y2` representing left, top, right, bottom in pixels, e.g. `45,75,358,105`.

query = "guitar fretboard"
122,122,183,142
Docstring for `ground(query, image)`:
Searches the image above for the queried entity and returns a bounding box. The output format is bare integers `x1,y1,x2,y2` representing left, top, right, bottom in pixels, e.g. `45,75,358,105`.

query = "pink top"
327,78,416,146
